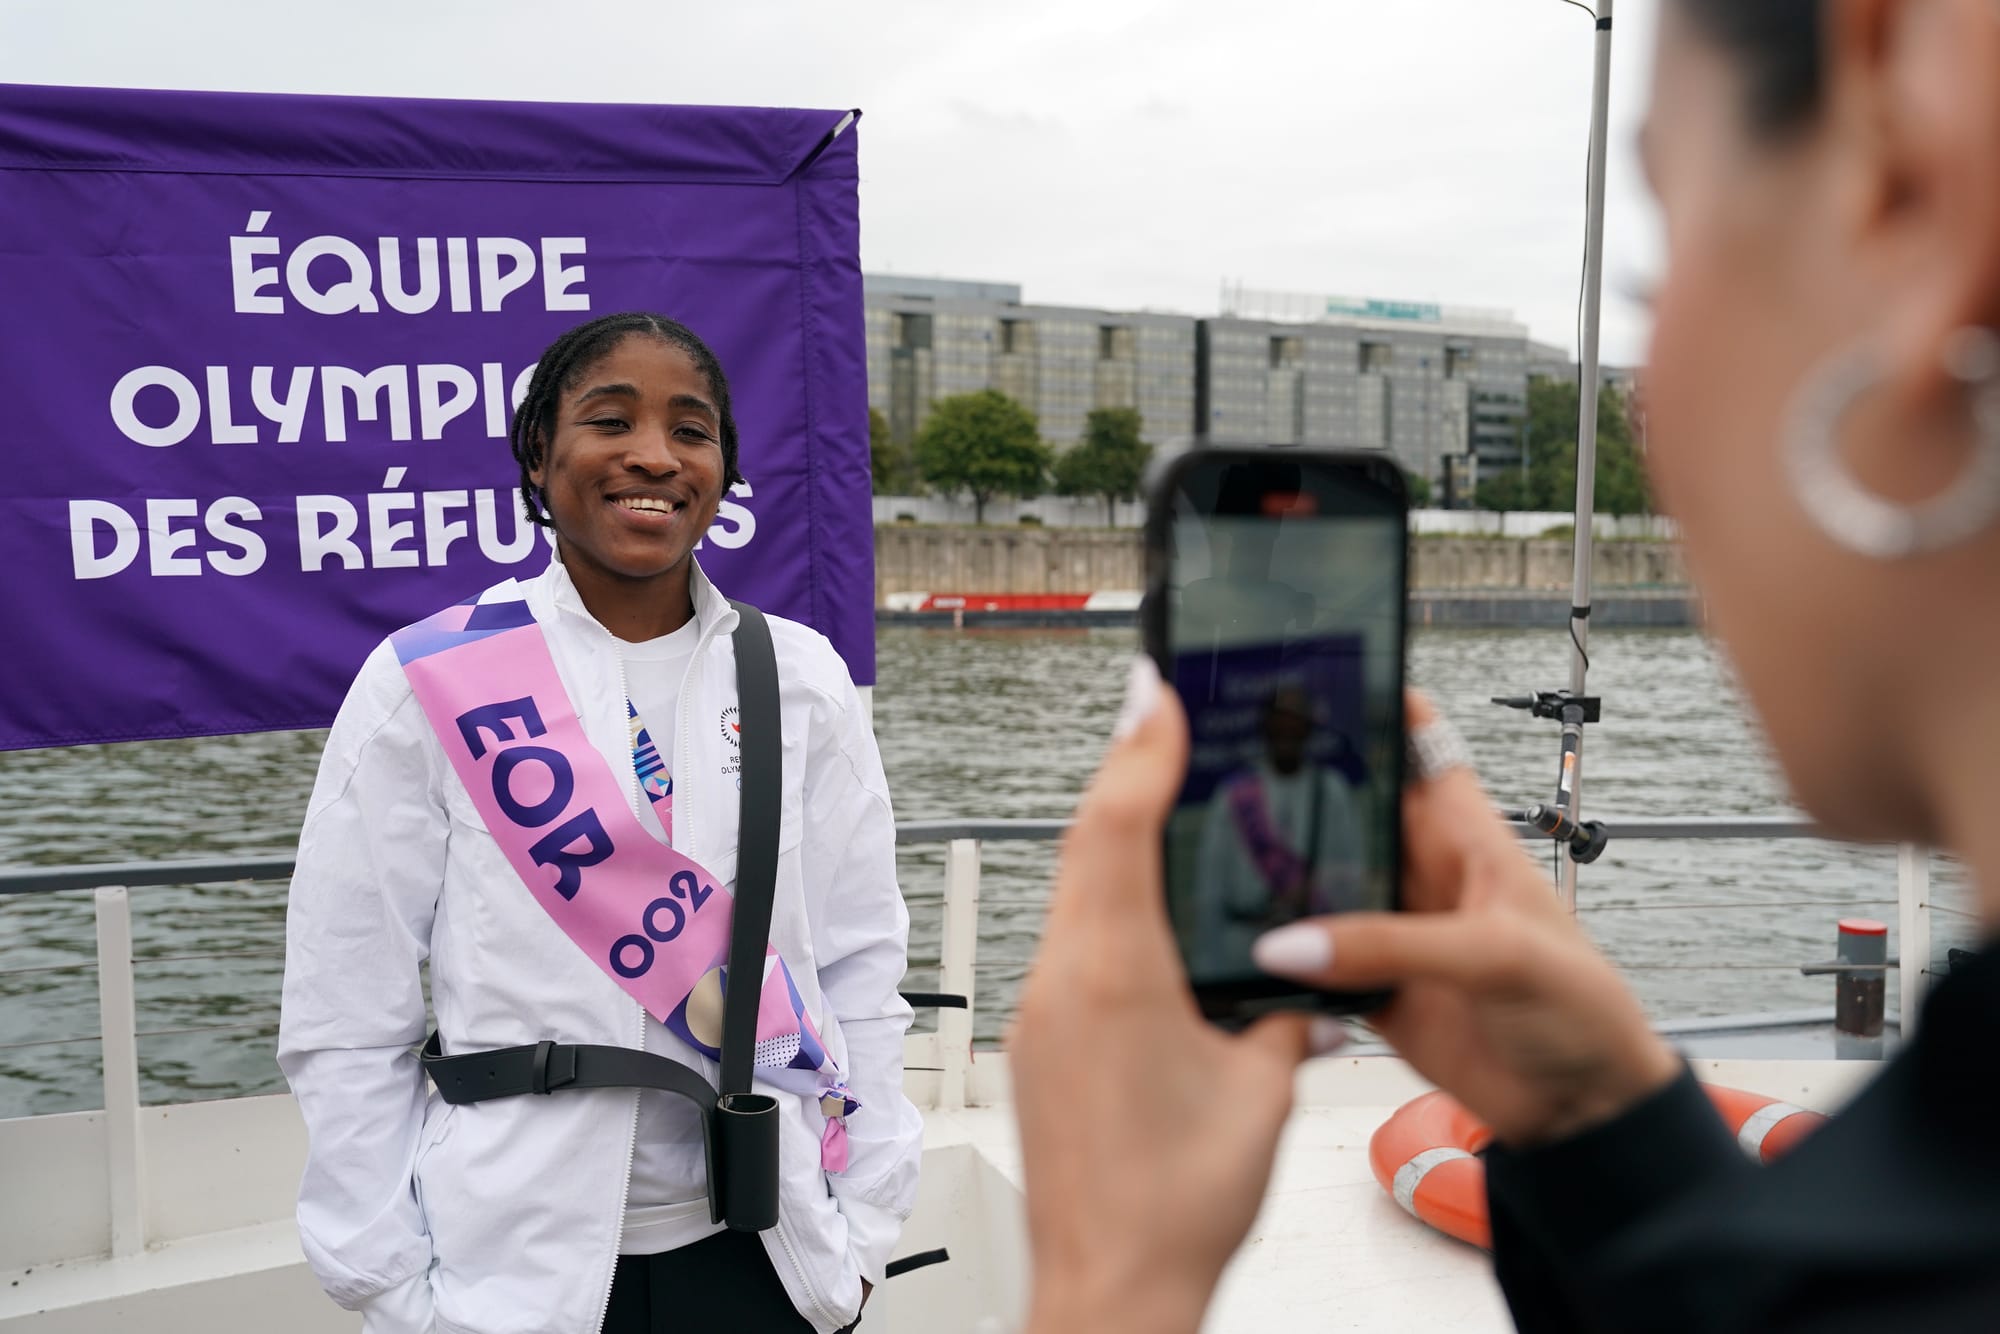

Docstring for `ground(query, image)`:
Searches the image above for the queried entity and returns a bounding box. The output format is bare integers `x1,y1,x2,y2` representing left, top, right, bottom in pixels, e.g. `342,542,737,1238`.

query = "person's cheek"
1638,242,1724,527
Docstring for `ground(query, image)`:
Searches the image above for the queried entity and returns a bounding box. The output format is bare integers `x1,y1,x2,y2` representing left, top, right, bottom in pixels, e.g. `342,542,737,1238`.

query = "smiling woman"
508,313,742,641
278,313,922,1334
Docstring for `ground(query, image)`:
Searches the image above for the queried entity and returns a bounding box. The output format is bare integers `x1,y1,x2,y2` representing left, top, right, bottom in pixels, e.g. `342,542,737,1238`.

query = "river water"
0,627,1978,1117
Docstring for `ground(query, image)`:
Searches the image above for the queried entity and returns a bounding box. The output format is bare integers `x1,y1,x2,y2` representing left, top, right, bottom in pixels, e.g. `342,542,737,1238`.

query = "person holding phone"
1011,0,2000,1329
1189,686,1366,975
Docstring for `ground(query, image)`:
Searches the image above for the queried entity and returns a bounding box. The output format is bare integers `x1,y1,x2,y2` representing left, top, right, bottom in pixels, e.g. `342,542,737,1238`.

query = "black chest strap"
417,599,784,1231
720,599,780,1098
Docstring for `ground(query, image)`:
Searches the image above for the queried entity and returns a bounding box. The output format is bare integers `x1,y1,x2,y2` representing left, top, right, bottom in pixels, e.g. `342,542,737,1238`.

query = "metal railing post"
93,885,147,1257
1896,844,1931,1039
937,839,981,1112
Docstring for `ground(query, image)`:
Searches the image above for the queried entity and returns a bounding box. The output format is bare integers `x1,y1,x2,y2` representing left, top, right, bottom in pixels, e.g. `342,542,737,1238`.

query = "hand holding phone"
1012,657,1338,1334
1142,448,1409,1023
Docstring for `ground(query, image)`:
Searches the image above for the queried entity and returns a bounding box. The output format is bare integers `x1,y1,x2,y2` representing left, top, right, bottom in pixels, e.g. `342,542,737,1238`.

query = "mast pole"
1561,0,1615,911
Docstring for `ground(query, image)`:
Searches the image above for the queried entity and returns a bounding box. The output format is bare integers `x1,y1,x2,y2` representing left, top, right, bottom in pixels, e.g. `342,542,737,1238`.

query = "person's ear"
1831,0,2000,398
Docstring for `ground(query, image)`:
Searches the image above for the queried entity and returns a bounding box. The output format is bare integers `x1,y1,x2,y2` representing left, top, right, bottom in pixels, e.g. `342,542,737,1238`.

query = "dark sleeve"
1484,1066,1754,1333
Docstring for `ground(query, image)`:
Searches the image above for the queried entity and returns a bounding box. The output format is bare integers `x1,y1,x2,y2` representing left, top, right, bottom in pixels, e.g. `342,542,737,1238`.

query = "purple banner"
1173,636,1367,806
0,83,874,751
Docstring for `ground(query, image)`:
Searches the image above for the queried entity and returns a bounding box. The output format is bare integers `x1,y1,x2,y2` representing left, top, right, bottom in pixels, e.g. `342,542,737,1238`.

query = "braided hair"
508,312,742,528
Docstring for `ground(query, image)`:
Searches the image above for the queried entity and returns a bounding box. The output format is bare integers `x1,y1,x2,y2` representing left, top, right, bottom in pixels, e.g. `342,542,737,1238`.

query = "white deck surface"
908,1052,1876,1334
1221,1104,1512,1332
910,1054,1520,1333
0,1053,1879,1333
921,1099,1510,1333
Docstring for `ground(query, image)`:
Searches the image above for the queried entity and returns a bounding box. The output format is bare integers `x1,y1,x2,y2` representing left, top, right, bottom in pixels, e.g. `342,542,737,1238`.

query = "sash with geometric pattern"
391,592,858,1170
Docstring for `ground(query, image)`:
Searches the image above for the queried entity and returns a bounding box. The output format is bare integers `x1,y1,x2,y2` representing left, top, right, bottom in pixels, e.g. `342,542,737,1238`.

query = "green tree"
868,407,913,494
913,390,1051,524
1482,377,1650,515
1053,407,1153,525
1472,469,1531,513
1403,470,1433,508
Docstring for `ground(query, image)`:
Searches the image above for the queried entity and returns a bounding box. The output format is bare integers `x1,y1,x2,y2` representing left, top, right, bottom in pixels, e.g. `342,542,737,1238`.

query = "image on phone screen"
1159,460,1405,994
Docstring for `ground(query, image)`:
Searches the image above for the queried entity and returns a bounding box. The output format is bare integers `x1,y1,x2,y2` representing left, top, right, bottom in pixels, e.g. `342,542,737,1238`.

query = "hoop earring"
1783,327,2000,559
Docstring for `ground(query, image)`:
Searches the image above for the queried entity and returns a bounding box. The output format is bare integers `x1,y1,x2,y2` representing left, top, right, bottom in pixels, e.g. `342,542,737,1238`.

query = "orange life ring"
1369,1085,1826,1250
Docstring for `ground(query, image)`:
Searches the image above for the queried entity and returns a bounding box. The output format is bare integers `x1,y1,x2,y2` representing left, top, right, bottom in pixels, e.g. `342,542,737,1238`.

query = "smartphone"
1142,447,1408,1023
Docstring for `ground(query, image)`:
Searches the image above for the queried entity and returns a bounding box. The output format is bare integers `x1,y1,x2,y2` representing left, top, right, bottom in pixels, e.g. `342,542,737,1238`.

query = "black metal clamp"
1491,691,1602,725
1494,691,1609,863
1521,803,1611,864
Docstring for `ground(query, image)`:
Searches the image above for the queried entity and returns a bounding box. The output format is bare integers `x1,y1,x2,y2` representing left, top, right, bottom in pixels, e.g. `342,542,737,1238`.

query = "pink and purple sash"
1225,772,1336,917
393,593,857,1170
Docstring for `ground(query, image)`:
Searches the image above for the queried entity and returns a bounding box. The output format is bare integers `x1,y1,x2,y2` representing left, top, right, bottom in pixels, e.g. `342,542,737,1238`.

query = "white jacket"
278,557,921,1334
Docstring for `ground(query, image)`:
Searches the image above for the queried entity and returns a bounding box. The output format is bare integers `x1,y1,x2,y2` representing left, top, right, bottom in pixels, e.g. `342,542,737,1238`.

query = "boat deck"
919,1103,1512,1332
867,1052,1877,1334
910,1060,1505,1332
0,1052,1880,1333
0,838,1908,1333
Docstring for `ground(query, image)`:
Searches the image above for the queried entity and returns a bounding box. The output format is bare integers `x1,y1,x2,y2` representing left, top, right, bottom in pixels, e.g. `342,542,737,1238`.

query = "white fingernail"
1308,1016,1349,1056
1111,655,1163,741
1252,924,1333,977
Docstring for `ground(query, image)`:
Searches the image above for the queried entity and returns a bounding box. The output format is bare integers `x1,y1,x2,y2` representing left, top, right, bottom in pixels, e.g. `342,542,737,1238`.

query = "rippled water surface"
0,628,1977,1117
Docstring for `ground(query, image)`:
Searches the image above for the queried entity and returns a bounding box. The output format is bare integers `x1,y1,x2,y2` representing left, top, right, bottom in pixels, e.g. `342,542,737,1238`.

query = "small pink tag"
820,1116,850,1173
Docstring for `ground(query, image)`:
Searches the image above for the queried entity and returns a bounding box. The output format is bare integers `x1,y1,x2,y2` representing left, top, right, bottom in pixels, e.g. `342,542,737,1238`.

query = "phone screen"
1151,453,1406,1015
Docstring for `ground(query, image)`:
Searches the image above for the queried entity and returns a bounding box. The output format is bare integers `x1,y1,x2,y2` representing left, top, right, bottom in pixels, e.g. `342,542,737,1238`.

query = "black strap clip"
528,1040,576,1095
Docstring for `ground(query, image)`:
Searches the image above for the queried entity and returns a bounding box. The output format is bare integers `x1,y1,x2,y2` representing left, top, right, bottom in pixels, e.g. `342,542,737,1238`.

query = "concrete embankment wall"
874,525,1687,603
1411,538,1686,591
871,494,1680,541
876,526,1144,602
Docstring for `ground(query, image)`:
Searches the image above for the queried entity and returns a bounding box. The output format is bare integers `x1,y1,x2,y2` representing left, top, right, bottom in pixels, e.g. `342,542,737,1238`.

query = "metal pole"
1561,0,1615,911
1896,844,1931,1037
936,839,981,1112
94,885,148,1257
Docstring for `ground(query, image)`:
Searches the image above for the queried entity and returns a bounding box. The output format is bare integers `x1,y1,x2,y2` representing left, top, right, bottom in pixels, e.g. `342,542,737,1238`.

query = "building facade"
1527,339,1641,394
1200,289,1535,503
865,276,1578,504
864,275,1197,453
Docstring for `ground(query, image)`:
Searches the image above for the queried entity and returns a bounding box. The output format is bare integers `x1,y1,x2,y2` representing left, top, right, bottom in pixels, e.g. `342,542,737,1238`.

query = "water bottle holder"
712,1092,781,1232
419,1035,782,1231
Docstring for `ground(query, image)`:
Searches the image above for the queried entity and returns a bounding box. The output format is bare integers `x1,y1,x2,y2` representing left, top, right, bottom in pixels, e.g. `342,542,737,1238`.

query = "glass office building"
866,277,1573,502
865,275,1197,453
1199,289,1537,502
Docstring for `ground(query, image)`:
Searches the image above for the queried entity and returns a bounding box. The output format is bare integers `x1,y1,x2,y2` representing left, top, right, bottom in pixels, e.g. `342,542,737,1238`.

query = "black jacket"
1486,942,2000,1332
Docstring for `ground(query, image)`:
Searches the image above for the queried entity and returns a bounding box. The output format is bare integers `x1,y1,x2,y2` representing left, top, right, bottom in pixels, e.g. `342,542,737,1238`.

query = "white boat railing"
0,816,1942,1263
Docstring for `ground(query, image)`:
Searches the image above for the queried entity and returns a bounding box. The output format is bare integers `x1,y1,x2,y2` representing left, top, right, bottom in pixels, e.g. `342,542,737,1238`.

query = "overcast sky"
3,0,1665,365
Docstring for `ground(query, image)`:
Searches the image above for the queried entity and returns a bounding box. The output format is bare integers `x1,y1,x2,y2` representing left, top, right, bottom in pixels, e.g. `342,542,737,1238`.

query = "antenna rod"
1561,0,1615,911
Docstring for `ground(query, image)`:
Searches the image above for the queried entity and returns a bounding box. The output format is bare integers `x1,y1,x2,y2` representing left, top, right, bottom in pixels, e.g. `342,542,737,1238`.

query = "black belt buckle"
528,1040,577,1095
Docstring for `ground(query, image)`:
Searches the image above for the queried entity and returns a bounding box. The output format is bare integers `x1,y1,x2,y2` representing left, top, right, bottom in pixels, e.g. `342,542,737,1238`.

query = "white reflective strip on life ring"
1392,1147,1477,1216
1736,1101,1809,1157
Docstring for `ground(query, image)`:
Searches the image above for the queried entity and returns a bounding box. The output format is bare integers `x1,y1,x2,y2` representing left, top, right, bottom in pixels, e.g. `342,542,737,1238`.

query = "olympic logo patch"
720,706,741,748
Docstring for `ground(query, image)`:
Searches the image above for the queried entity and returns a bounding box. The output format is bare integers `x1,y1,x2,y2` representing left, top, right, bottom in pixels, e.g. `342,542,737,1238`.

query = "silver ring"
1406,715,1473,785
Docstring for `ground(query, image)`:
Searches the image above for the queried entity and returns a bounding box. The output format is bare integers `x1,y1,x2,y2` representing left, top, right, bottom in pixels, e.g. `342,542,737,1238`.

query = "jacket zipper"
589,1033,643,1333
595,599,819,1330
592,638,645,1334
773,1215,842,1330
